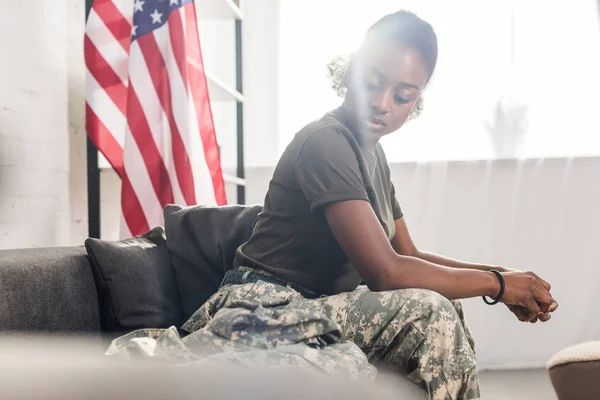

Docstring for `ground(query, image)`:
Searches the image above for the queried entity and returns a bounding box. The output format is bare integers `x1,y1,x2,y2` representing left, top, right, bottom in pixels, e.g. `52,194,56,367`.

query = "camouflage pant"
184,275,480,400
307,286,480,400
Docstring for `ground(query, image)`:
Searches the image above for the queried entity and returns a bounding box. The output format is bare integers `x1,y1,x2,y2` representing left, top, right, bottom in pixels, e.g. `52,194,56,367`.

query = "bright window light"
278,0,600,162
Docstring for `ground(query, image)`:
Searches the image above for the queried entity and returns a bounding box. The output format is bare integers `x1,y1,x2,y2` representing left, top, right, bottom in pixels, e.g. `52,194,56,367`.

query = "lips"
367,116,386,127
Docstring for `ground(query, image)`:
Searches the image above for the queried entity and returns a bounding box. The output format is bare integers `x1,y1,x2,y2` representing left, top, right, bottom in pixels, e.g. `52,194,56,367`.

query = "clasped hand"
495,267,558,323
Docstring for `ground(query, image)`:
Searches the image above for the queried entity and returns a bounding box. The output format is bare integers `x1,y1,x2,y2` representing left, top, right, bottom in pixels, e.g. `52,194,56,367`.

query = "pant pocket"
367,322,425,372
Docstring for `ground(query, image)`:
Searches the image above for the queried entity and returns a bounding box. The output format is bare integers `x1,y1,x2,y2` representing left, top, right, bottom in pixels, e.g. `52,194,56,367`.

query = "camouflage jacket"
105,281,376,380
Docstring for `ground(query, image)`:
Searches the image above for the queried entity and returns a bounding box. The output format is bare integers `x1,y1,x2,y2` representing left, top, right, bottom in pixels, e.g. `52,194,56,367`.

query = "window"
278,0,600,162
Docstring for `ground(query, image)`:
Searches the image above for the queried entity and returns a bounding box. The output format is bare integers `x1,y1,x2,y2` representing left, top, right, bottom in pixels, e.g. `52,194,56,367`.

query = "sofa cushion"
85,227,181,332
164,204,262,321
0,246,101,332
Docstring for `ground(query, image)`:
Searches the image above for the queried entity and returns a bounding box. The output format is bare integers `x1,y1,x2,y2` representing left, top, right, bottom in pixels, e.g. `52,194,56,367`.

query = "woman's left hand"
507,304,552,323
496,266,557,323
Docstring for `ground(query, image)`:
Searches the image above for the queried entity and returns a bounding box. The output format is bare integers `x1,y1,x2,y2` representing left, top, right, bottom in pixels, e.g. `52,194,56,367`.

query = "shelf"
206,72,244,102
195,0,243,20
222,174,246,186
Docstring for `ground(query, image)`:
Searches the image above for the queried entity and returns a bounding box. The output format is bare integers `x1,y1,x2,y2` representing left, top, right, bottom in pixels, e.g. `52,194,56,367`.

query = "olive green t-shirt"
233,107,403,295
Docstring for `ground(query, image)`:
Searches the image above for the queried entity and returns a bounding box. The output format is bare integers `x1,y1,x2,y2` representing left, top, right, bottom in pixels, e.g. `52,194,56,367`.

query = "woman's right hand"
498,271,558,322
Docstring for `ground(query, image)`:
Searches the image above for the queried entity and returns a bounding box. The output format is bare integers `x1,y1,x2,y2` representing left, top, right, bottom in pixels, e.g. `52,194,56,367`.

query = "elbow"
365,280,385,292
366,275,403,292
362,255,413,292
408,246,420,258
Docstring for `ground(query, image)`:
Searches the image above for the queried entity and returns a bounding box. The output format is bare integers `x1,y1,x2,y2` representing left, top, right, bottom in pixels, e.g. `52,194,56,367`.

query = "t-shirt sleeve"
293,129,369,211
390,181,404,220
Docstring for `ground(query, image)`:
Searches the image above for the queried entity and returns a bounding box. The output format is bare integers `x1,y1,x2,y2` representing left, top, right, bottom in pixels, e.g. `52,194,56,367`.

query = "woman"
224,11,557,399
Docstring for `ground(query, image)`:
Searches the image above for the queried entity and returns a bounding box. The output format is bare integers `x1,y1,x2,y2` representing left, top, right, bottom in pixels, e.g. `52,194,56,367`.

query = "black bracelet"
482,269,505,305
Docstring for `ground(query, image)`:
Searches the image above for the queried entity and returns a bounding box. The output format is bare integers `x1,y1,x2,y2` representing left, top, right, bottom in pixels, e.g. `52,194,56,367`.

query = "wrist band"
482,269,505,305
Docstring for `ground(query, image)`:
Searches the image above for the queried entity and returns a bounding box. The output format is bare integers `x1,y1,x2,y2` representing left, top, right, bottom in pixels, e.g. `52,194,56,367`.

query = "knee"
398,290,477,377
406,289,459,325
404,290,471,345
408,289,474,349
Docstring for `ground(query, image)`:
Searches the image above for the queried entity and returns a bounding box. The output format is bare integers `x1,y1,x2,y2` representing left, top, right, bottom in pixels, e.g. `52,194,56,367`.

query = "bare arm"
391,218,505,272
324,200,555,313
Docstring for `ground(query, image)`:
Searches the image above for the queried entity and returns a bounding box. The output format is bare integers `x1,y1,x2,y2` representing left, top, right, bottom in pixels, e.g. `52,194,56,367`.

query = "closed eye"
394,94,410,104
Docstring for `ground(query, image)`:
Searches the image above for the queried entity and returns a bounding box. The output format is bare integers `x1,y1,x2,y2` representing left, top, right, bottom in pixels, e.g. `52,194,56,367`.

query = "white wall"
0,0,87,250
240,0,280,168
391,157,600,370
198,0,281,169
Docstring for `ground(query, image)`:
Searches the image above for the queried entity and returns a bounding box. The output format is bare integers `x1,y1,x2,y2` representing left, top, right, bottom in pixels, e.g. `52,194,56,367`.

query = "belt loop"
241,270,251,283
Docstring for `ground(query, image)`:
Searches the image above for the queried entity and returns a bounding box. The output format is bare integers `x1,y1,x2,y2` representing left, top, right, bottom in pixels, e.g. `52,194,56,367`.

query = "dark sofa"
0,205,265,335
0,246,425,400
0,203,425,399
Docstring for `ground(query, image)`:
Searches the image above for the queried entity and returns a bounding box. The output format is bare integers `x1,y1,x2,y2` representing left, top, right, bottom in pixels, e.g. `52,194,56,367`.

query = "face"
344,38,429,143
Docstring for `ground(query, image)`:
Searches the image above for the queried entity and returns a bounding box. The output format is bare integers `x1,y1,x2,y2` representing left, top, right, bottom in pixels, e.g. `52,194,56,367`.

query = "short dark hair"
366,11,438,79
327,10,438,117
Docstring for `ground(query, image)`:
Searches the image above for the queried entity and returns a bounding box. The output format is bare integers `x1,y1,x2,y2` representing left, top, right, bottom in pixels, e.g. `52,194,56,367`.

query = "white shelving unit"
205,72,244,103
196,0,244,20
198,0,246,199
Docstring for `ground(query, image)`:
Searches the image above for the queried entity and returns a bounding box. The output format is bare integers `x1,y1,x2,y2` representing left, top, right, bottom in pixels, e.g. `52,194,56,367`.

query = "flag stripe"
85,103,124,177
91,0,132,53
123,126,165,230
128,41,186,206
126,84,175,208
106,0,134,25
85,8,130,85
184,4,226,205
85,36,128,116
153,19,216,203
121,171,150,237
85,70,127,148
167,9,187,90
186,91,220,205
178,7,187,41
154,20,217,205
137,32,197,205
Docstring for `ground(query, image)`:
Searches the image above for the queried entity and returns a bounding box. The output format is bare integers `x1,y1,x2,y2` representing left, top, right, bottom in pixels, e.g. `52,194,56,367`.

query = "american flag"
85,0,227,238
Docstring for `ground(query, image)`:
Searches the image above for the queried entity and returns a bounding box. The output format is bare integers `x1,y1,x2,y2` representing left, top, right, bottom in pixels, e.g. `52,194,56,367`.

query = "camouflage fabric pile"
105,281,377,380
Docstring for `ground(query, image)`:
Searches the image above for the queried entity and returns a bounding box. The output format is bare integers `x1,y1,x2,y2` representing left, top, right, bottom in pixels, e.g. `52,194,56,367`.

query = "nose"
369,89,392,115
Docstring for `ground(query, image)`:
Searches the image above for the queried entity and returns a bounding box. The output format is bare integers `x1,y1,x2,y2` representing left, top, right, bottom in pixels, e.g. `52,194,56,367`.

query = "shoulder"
294,113,358,159
298,113,351,144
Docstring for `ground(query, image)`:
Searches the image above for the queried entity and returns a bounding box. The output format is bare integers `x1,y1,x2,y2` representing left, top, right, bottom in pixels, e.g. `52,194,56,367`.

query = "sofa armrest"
0,246,101,333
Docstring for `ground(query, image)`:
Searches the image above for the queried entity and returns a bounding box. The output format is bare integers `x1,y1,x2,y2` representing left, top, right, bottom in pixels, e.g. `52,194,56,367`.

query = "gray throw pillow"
85,227,181,332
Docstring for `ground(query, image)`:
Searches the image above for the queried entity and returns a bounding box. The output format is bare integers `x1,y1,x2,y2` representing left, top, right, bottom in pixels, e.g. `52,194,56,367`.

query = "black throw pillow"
164,204,262,322
85,227,181,332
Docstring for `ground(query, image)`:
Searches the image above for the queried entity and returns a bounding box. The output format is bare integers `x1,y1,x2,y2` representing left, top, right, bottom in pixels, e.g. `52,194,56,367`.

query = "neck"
340,101,379,153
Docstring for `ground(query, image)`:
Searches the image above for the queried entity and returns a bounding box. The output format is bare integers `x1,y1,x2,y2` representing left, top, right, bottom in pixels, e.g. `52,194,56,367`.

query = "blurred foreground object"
0,336,425,400
547,341,600,400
